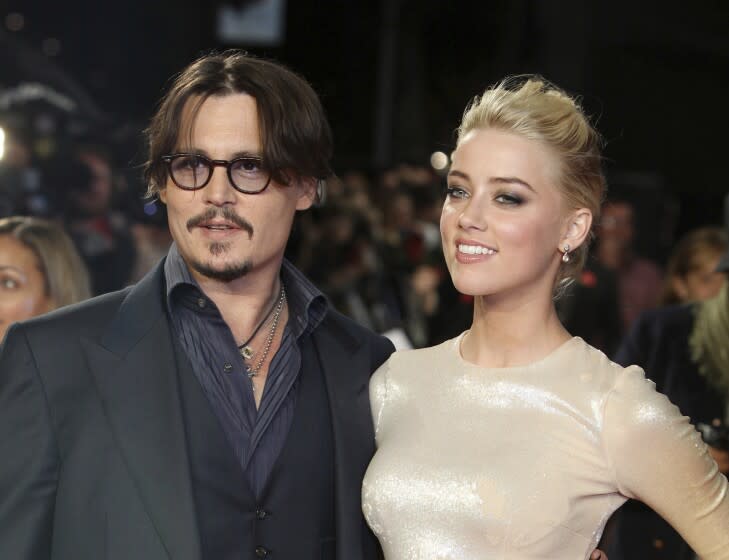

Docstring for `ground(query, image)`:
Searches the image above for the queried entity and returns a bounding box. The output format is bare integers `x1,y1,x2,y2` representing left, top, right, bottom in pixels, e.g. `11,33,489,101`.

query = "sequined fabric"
362,334,729,559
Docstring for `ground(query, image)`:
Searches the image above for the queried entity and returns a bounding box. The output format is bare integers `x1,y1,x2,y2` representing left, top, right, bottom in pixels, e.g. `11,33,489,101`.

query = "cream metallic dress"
362,334,729,559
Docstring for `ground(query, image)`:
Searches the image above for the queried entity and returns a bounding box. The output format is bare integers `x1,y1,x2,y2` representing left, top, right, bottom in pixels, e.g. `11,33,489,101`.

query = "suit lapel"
312,319,375,560
83,263,201,560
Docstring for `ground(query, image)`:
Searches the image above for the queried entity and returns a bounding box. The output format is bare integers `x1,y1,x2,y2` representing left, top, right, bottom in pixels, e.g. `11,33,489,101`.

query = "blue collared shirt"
164,243,327,496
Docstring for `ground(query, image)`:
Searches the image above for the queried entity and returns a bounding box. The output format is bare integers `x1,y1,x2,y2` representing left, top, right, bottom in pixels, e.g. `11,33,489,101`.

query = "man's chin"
190,259,252,283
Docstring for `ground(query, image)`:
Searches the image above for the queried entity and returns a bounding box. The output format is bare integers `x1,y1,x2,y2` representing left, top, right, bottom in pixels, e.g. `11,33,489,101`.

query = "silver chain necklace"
243,285,286,379
237,285,282,360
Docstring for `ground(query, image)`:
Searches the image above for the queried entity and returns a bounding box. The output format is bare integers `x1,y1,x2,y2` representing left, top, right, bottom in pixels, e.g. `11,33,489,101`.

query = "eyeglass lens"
168,154,269,192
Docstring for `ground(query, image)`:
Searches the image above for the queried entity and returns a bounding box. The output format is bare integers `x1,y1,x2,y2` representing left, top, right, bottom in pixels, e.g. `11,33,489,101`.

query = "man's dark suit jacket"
0,261,395,559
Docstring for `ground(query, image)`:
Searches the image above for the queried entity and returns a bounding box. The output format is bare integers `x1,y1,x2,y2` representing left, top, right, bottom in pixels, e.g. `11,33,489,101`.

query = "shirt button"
223,363,233,373
255,546,268,558
197,298,206,308
653,538,664,549
256,508,268,520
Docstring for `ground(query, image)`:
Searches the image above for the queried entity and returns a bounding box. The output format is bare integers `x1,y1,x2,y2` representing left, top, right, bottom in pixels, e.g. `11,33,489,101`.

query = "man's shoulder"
320,307,385,340
317,308,395,358
19,261,166,343
19,288,133,339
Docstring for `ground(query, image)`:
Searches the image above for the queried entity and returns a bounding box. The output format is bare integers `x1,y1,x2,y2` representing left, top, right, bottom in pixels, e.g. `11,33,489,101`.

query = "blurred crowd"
1,119,728,354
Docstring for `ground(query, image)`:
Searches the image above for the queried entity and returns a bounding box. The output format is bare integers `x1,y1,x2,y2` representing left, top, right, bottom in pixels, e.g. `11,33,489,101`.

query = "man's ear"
561,208,592,251
158,187,168,205
296,177,318,211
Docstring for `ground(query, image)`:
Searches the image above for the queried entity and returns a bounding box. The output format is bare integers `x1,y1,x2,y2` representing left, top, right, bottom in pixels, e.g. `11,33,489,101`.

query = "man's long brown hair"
144,50,333,199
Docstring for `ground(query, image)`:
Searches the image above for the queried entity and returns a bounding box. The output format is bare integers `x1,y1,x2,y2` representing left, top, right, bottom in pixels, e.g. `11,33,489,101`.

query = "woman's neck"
461,290,571,369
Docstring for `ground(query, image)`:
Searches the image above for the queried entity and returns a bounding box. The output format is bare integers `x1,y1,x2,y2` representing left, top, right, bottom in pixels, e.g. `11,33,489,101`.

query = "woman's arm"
604,366,729,559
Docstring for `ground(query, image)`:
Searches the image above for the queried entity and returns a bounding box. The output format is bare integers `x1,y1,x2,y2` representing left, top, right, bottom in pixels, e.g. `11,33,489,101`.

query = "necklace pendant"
240,345,254,360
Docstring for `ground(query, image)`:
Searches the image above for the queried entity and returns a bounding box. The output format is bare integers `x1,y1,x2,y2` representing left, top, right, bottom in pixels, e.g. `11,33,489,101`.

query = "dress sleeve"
604,366,729,559
369,358,391,438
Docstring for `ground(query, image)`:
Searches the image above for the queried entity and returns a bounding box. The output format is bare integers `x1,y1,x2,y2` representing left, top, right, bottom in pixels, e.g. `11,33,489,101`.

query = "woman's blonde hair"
659,226,728,305
0,216,92,309
457,76,606,288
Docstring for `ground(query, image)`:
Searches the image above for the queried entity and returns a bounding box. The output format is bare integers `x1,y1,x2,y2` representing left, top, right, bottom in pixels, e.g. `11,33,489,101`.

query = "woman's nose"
458,200,487,231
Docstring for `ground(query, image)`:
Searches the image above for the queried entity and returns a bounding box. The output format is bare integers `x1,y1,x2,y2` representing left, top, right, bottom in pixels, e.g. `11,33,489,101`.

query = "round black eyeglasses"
161,153,272,194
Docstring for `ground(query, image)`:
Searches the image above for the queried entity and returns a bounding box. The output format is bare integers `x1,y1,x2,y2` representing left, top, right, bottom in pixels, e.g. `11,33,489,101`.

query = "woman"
361,77,729,559
0,216,91,341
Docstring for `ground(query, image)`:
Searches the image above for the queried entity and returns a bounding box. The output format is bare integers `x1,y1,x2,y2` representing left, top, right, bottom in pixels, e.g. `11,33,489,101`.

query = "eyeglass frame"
160,153,273,195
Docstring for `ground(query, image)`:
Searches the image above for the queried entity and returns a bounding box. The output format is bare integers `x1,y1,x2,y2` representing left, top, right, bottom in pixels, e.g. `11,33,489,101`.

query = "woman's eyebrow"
489,176,535,192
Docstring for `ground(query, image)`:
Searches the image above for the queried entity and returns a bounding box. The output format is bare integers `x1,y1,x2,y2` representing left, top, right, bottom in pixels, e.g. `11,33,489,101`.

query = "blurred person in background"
48,143,137,295
604,227,729,560
0,215,91,341
596,199,663,332
659,226,728,306
378,188,425,344
128,201,173,283
302,202,389,332
556,257,622,356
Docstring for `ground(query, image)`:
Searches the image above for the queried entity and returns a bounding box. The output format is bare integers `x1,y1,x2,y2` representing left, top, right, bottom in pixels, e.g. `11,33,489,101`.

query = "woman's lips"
455,241,498,263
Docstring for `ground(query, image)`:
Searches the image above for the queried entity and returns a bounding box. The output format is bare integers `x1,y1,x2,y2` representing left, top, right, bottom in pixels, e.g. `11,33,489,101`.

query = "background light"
430,151,449,171
5,12,24,32
143,201,159,216
42,38,62,57
0,127,5,160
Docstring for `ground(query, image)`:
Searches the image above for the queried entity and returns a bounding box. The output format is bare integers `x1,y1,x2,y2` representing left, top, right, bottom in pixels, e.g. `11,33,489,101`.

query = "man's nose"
204,166,237,205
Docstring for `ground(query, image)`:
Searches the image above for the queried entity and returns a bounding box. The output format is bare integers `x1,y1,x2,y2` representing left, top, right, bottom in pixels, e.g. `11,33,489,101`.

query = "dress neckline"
451,331,582,372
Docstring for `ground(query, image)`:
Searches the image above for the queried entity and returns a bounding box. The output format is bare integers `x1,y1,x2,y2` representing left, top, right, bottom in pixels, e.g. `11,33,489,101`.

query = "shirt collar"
280,258,327,338
163,242,327,338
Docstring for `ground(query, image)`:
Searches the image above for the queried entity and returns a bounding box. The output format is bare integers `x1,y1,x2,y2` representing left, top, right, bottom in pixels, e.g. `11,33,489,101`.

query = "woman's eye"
0,277,18,289
495,193,523,205
446,186,469,199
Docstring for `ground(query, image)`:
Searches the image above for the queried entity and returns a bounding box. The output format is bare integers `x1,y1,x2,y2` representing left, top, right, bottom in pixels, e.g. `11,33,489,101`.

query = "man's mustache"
186,207,254,238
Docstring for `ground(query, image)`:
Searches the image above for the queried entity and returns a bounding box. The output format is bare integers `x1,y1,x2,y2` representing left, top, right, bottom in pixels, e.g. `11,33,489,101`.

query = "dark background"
3,0,729,250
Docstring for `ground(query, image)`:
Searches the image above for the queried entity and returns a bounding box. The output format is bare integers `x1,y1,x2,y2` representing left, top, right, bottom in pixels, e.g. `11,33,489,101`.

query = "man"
0,51,610,560
0,51,393,560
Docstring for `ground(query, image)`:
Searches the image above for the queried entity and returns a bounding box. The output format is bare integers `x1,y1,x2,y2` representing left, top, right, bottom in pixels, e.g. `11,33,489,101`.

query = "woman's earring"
561,244,571,263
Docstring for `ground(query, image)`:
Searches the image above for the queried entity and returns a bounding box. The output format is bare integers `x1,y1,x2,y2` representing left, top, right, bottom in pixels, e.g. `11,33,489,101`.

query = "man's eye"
232,159,265,176
176,156,205,170
236,158,261,170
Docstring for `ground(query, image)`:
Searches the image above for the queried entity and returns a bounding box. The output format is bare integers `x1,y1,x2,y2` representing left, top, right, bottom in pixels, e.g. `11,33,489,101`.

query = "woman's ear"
561,208,593,251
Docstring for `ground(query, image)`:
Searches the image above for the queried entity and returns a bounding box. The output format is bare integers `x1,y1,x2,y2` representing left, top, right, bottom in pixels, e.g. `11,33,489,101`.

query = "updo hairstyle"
457,76,606,288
